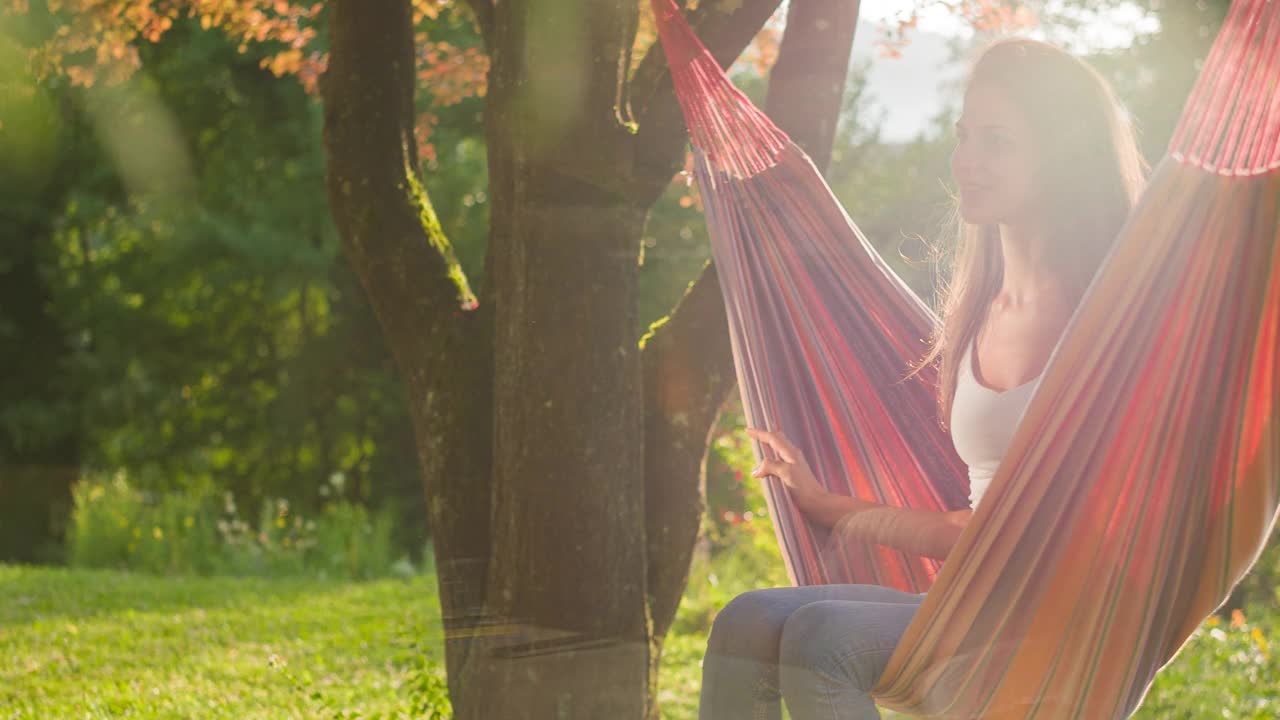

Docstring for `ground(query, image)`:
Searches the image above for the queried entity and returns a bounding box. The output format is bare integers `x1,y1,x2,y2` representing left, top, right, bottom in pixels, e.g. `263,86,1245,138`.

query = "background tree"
0,4,453,561
0,42,78,561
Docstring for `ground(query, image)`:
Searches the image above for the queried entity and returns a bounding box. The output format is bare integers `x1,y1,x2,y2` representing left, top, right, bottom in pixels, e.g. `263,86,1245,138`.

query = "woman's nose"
950,145,973,183
951,141,984,184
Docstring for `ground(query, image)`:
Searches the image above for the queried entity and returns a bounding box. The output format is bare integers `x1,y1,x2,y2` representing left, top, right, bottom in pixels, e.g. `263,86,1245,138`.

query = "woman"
698,37,1148,720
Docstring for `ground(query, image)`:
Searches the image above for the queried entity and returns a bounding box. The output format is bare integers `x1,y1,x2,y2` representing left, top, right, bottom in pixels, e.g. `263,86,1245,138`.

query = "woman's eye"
983,136,1012,152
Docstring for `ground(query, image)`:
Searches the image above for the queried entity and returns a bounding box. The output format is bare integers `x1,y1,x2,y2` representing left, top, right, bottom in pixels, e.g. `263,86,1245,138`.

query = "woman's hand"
746,427,828,513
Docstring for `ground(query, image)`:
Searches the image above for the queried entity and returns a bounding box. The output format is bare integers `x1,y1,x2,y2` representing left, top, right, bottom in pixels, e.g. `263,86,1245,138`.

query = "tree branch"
641,261,738,642
764,0,862,170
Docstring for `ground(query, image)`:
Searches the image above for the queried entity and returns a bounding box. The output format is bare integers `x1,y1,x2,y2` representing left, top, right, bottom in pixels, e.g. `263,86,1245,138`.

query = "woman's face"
950,83,1042,227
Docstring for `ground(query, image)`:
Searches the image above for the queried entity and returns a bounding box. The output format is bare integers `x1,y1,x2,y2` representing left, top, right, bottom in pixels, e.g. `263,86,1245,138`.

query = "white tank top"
949,337,1043,508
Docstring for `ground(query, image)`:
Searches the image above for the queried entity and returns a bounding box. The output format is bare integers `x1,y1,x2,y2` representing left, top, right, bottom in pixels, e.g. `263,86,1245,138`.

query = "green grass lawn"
0,564,712,719
0,563,708,719
4,563,1278,718
0,565,447,718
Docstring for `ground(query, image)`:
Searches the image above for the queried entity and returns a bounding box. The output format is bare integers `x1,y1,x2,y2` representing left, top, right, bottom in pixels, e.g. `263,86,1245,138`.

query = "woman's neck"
995,222,1062,308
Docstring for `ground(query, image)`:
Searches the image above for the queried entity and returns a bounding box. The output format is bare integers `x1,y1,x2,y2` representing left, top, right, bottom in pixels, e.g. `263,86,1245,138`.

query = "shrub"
68,472,222,574
67,473,408,580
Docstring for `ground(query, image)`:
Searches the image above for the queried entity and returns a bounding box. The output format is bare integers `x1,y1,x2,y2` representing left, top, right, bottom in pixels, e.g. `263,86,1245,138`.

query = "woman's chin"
958,204,996,225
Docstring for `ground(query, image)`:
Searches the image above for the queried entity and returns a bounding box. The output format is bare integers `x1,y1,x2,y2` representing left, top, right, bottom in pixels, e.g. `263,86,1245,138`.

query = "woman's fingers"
745,427,801,463
751,458,788,480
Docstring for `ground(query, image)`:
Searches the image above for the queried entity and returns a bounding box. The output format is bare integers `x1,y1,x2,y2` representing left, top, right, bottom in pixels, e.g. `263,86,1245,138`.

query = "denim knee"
778,601,901,692
707,588,792,660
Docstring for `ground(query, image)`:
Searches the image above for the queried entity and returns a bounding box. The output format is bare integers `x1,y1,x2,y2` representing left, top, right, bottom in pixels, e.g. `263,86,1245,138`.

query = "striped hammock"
651,0,1280,717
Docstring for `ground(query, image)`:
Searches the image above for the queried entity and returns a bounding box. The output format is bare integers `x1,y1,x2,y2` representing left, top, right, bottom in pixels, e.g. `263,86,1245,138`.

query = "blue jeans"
699,584,926,720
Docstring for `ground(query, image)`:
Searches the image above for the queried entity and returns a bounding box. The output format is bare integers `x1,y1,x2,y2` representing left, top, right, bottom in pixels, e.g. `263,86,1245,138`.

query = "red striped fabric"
654,0,970,591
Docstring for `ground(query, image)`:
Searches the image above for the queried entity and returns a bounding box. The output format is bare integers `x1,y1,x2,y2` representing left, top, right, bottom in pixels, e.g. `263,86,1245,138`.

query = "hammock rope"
651,0,1280,716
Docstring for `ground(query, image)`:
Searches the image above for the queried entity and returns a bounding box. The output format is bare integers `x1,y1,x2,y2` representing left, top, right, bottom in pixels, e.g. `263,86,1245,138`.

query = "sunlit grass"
3,554,1277,718
0,565,445,718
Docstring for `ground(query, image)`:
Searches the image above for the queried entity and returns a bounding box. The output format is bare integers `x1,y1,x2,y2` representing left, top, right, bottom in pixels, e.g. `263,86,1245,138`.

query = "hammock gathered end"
651,0,1280,717
1170,0,1280,175
650,0,789,179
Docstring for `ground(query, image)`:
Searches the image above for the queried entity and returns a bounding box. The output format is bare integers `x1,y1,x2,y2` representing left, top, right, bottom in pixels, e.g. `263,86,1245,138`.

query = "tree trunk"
465,1,655,715
766,0,862,170
322,0,494,705
471,196,653,716
0,186,81,564
322,0,858,716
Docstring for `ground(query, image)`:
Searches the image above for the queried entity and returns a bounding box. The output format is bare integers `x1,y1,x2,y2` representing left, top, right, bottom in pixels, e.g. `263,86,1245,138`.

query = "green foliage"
1134,609,1280,719
1235,537,1280,617
636,173,714,335
0,13,83,562
0,8,64,208
0,565,445,719
404,660,454,720
68,473,222,575
67,474,408,580
307,499,399,581
0,18,428,555
0,5,493,565
669,514,789,639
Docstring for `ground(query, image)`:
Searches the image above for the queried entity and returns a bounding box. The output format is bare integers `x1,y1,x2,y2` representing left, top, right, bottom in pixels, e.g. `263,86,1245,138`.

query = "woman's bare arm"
794,489,878,527
797,489,971,559
830,503,971,561
745,426,972,560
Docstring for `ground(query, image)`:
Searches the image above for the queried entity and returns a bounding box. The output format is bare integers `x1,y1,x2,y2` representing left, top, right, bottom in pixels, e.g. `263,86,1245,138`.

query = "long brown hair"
908,38,1148,431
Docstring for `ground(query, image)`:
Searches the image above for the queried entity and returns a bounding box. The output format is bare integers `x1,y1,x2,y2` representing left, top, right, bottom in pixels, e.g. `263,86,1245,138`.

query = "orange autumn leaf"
20,1,324,92
412,0,443,24
743,24,780,76
16,0,486,148
417,39,488,106
415,111,440,163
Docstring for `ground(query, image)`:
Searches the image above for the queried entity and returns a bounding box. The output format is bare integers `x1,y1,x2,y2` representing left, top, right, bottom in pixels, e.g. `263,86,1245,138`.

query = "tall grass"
67,473,408,580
